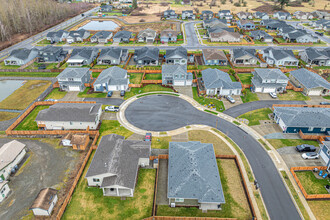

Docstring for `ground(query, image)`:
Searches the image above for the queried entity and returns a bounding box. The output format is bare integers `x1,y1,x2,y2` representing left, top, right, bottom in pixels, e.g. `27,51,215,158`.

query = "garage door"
255,87,262,93
320,151,329,165
308,90,320,96
174,80,185,86
69,86,81,91
263,88,275,93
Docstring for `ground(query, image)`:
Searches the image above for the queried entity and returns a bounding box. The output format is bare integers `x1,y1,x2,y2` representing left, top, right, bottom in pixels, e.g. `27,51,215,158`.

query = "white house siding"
41,121,100,130
200,203,221,211
102,185,134,197
87,173,114,187
68,85,82,91
320,150,329,165
278,118,287,132
32,195,57,216
0,184,10,203
108,84,128,91
263,87,276,93
174,80,186,86
0,148,27,181
138,158,150,167
307,88,322,96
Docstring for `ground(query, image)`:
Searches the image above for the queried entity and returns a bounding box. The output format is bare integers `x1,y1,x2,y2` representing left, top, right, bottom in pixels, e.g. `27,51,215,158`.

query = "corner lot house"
182,10,195,20
160,29,178,43
35,103,102,130
90,31,113,43
202,68,242,96
165,47,187,65
168,141,225,211
261,48,298,67
66,29,90,44
97,48,128,65
319,141,330,170
37,45,67,63
273,106,330,133
134,47,159,66
289,68,330,96
0,181,10,203
299,47,330,66
202,49,228,66
85,134,151,197
30,188,58,216
46,30,68,43
251,68,289,93
93,66,129,92
230,48,258,65
56,68,91,92
113,30,132,43
4,48,38,66
137,28,157,43
162,65,192,86
67,48,98,66
237,20,255,30
0,140,26,181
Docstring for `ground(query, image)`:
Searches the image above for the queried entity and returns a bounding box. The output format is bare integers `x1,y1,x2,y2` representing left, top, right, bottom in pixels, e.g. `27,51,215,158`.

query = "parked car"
315,32,324,36
269,92,277,99
107,91,113,97
44,99,57,102
120,90,125,97
145,133,152,141
226,95,235,104
105,105,119,112
320,102,330,105
296,144,317,152
302,152,319,160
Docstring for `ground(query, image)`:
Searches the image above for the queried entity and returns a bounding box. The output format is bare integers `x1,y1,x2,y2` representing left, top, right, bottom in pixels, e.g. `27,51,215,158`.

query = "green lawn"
144,74,162,80
45,88,67,100
240,90,259,103
124,84,173,100
266,139,319,149
36,39,51,45
99,120,133,142
151,136,171,149
15,106,49,130
313,66,330,70
77,87,106,98
323,96,330,100
197,65,232,70
278,90,310,101
129,73,143,84
0,62,21,69
296,171,330,194
92,64,113,69
238,73,253,85
25,62,58,70
192,87,225,112
238,108,272,126
229,75,237,82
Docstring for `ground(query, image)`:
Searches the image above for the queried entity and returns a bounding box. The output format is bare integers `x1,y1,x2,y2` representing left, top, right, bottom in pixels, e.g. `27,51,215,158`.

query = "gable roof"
160,29,178,38
168,141,225,204
264,48,297,61
94,66,128,86
68,29,89,38
70,48,97,60
113,30,132,39
57,68,90,79
239,20,254,25
290,68,330,89
253,68,288,80
135,47,159,61
202,49,227,60
202,68,242,90
232,48,256,59
0,140,26,170
202,10,213,15
166,47,187,59
138,28,157,38
91,31,112,39
39,45,63,54
30,188,57,210
98,47,126,60
250,30,273,39
162,64,188,76
8,48,38,60
46,30,68,38
303,47,330,60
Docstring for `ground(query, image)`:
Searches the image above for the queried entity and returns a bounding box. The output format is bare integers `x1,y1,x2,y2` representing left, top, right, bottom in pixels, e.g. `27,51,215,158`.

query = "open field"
14,105,49,130
238,108,272,126
295,171,330,194
0,112,20,122
267,139,319,149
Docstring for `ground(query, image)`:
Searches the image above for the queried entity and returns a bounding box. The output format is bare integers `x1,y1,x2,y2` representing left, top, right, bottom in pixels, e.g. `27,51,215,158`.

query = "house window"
175,198,184,202
308,127,313,131
93,178,100,182
68,78,74,81
321,127,326,132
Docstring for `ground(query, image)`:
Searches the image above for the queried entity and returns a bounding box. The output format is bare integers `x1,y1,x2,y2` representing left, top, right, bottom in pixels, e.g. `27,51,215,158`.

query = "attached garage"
254,87,262,93
174,80,185,86
262,87,276,93
307,89,321,96
69,85,81,91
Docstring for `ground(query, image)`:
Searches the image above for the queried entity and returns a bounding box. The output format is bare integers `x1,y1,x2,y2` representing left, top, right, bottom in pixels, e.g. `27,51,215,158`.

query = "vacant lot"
308,200,330,220
295,171,330,194
124,21,176,32
15,105,49,130
0,80,51,110
238,108,272,126
0,112,19,122
267,139,319,149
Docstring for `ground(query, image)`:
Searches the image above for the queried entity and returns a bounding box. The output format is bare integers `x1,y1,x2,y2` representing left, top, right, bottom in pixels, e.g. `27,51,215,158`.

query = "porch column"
116,188,119,196
102,188,105,195
131,189,133,196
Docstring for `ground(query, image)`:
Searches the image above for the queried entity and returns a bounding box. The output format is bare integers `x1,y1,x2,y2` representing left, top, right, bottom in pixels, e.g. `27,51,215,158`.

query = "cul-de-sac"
0,0,329,219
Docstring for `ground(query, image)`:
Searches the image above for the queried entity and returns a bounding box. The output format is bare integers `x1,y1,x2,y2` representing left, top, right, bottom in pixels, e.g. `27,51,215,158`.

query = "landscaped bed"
15,105,49,130
238,108,272,126
124,84,173,100
192,87,225,112
295,171,330,194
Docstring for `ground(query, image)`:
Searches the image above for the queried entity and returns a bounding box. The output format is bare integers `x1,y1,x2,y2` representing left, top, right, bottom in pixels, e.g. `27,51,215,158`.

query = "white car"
105,106,119,112
269,92,277,99
226,95,235,104
301,152,319,160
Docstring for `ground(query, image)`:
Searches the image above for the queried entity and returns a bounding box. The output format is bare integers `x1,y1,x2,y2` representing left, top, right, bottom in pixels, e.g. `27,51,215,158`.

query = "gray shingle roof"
46,30,68,38
68,29,88,38
274,107,330,128
9,48,38,60
263,48,297,61
290,68,330,89
166,47,187,59
113,30,132,39
70,48,98,60
168,141,225,204
162,64,192,79
98,47,127,60
94,66,128,86
137,28,157,38
250,30,273,39
202,49,227,60
39,45,63,54
303,47,330,60
135,47,159,61
85,134,151,189
35,103,101,122
91,31,112,40
202,68,242,90
57,68,90,79
253,68,288,80
232,48,256,59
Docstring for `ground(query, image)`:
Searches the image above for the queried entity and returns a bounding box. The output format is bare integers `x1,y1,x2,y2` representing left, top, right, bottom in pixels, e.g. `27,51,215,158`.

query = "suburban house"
299,47,330,66
309,19,330,29
46,30,68,43
113,30,132,43
230,48,258,65
30,188,58,216
134,47,159,66
293,11,313,20
281,29,318,43
311,10,330,19
35,103,102,130
236,11,252,20
93,66,129,92
273,11,292,20
182,10,195,19
164,9,177,19
251,68,289,93
237,20,255,30
37,45,67,63
165,47,187,65
66,29,90,44
182,0,191,4
218,10,233,20
261,48,299,67
203,18,228,29
90,31,113,43
250,30,273,42
100,4,113,12
56,68,91,92
201,10,213,20
273,106,330,133
209,31,241,42
4,48,38,66
85,134,151,197
289,68,330,96
162,65,192,86
253,11,269,20
137,28,157,43
0,140,27,181
160,29,178,43
62,133,89,150
167,141,225,211
208,25,234,35
319,141,330,170
202,49,228,66
67,48,98,66
260,19,288,30
0,181,10,203
97,48,128,65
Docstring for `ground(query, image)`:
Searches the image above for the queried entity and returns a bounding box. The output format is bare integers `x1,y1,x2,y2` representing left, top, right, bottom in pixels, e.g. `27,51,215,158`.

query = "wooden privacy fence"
285,81,304,92
144,217,236,220
272,104,330,110
290,166,330,200
298,130,330,142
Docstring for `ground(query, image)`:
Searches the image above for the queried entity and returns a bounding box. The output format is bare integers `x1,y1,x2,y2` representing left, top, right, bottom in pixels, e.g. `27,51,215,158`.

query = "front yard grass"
308,200,330,220
151,136,171,149
238,73,253,85
15,106,49,130
0,112,20,122
266,139,319,149
238,108,272,126
295,171,330,194
192,87,225,112
144,73,162,80
63,150,156,220
0,80,52,110
45,88,67,100
124,84,173,100
77,87,106,98
240,90,259,103
99,120,133,142
278,90,310,101
129,73,143,84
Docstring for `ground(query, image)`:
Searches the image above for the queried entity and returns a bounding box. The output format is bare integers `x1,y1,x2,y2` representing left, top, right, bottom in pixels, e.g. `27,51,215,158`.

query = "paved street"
124,95,300,220
184,21,202,47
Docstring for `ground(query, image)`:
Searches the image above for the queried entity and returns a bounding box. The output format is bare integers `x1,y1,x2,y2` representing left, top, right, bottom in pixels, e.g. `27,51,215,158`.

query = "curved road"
125,95,301,220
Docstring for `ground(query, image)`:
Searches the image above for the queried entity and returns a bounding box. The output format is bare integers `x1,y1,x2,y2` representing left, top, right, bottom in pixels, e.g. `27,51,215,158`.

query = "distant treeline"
0,0,91,42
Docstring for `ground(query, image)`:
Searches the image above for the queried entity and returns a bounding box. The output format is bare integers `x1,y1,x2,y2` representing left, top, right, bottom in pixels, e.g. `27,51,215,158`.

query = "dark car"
315,32,324,36
107,91,113,97
145,133,152,141
38,64,46,70
120,90,125,97
296,144,316,152
320,102,330,105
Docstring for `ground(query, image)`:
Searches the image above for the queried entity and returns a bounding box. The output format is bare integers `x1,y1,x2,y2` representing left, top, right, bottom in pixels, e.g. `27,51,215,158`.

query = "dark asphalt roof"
166,46,187,59
9,48,38,60
70,48,98,60
91,31,112,39
135,47,159,61
232,48,256,59
253,68,288,81
114,30,132,39
98,47,127,60
57,68,90,79
290,68,330,89
94,66,128,86
303,47,330,60
202,68,242,90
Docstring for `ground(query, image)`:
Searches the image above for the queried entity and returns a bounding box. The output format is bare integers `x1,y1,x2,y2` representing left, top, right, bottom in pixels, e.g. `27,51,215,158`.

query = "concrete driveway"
60,91,83,101
174,86,193,98
0,138,80,220
222,95,243,110
257,93,277,101
83,97,124,106
305,96,329,105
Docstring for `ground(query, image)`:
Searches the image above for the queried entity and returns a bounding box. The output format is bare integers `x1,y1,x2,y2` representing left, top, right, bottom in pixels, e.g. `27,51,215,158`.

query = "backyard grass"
295,171,330,194
323,96,330,100
129,72,143,84
144,73,162,80
151,136,171,149
240,90,259,103
77,87,106,98
25,62,58,70
124,84,173,100
238,108,272,126
192,87,225,112
0,62,21,69
308,200,330,220
278,90,310,101
266,139,319,149
238,73,253,85
63,151,156,220
92,64,112,69
15,106,49,130
45,88,67,100
0,112,20,121
197,65,232,70
99,120,133,142
229,75,237,82
0,80,52,110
